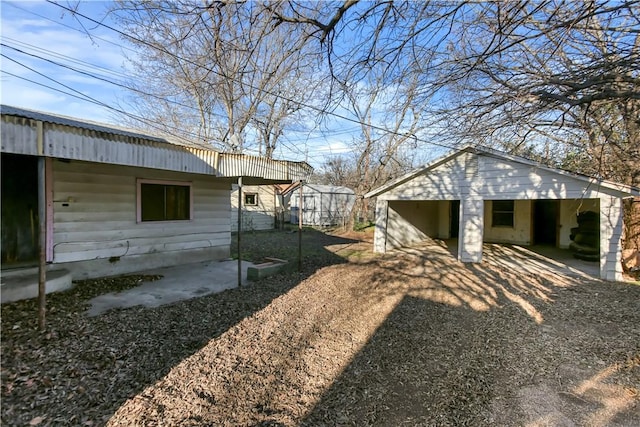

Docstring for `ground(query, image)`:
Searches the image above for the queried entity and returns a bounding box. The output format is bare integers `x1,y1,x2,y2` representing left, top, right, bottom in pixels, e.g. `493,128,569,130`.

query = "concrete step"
1,268,73,304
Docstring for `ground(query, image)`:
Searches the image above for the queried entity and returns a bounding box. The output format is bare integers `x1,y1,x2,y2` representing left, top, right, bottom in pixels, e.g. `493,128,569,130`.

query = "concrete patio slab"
395,238,601,280
87,259,254,316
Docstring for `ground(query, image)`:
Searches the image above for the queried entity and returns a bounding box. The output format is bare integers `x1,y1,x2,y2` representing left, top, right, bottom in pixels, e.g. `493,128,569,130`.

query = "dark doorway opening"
533,200,558,245
450,200,460,238
1,153,39,268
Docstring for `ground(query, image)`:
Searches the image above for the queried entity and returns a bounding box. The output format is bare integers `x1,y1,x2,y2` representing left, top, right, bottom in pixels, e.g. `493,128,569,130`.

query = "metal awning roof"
1,105,312,183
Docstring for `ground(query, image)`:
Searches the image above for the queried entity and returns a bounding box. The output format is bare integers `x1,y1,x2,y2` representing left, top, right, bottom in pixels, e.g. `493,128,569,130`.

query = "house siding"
51,159,231,278
478,155,617,199
377,157,467,201
367,148,637,281
230,185,276,231
379,154,624,201
483,200,531,244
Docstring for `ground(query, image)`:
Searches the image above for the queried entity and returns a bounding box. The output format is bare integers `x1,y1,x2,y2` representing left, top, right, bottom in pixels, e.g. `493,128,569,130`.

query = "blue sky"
0,1,443,167
1,1,127,121
0,0,360,166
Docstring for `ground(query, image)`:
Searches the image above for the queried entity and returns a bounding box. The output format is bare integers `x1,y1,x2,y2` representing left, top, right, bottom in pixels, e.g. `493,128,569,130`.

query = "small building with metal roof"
290,184,356,227
1,105,311,286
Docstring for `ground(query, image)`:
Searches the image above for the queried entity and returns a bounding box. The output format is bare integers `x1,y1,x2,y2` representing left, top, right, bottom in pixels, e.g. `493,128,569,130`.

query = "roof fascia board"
364,147,470,198
365,145,639,198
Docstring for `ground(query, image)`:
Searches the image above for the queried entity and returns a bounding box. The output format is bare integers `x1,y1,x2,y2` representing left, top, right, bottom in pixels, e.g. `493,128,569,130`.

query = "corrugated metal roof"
0,105,212,149
217,153,312,181
1,105,313,182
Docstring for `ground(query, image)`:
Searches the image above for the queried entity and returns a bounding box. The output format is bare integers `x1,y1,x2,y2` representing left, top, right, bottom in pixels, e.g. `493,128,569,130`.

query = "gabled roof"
364,145,639,198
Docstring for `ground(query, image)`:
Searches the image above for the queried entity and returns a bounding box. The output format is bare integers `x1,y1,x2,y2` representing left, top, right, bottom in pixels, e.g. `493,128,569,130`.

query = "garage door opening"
386,200,455,251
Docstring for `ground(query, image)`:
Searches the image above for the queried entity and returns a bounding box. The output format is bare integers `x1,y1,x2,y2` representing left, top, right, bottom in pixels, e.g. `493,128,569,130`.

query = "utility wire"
45,0,456,152
9,0,368,141
6,1,403,146
1,42,231,121
1,55,213,148
4,1,138,56
1,40,363,150
3,71,317,176
1,66,329,164
5,1,453,164
3,36,129,80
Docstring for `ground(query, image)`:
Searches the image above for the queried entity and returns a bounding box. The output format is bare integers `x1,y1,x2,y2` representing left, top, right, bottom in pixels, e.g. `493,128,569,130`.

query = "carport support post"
600,196,624,281
237,176,242,287
458,198,484,263
37,156,47,330
298,181,303,272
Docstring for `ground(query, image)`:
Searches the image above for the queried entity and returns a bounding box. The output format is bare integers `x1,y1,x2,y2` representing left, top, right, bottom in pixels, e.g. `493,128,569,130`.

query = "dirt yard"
2,229,639,426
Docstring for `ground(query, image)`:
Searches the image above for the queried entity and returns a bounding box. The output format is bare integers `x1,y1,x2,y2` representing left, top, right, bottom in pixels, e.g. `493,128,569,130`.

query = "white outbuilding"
0,105,311,287
290,184,356,227
365,146,639,281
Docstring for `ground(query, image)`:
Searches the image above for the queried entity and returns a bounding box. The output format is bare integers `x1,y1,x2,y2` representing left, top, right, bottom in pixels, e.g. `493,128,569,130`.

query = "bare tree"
104,1,639,182
111,1,318,155
266,1,640,185
322,67,424,228
436,1,640,185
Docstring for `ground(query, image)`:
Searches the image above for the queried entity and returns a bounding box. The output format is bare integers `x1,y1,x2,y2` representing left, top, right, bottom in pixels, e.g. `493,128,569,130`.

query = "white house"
0,106,311,283
365,146,639,281
230,184,280,231
290,184,356,227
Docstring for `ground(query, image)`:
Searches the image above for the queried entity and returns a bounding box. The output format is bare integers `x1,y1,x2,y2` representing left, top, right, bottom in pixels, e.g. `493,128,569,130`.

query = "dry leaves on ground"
2,230,639,426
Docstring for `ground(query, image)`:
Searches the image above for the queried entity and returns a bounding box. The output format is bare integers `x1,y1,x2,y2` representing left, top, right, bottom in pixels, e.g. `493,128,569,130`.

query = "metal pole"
298,180,303,272
237,176,242,287
37,157,47,330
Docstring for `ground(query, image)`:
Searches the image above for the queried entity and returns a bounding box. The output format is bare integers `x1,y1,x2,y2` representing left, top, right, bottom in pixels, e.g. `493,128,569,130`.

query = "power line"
7,0,414,148
1,55,214,148
1,64,329,165
3,36,129,80
2,40,364,147
3,71,316,176
4,1,138,56
1,42,231,121
45,0,456,152
10,0,367,142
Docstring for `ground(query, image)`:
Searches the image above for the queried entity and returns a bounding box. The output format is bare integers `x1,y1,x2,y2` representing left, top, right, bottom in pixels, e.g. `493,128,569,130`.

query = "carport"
365,146,639,281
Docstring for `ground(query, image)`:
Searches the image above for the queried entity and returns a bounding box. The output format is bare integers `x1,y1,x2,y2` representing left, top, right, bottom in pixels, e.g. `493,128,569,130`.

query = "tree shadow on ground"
232,227,363,272
298,243,640,426
301,294,501,426
0,229,362,426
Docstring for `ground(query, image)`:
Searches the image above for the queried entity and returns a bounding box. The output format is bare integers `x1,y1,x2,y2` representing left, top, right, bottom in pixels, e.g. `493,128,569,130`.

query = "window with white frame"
244,193,258,206
138,179,192,222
